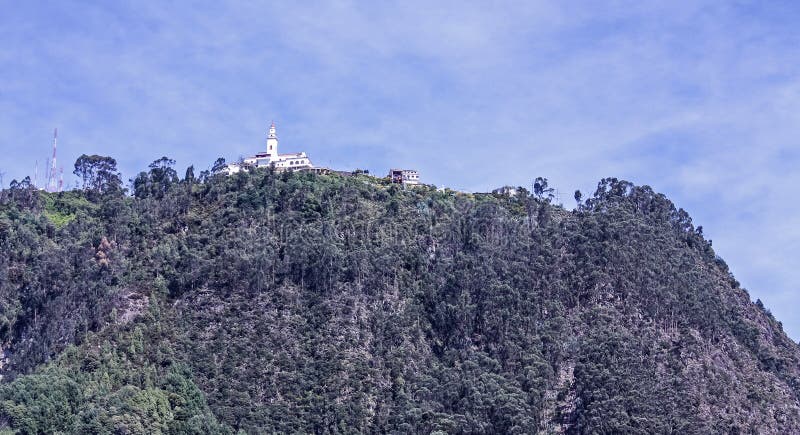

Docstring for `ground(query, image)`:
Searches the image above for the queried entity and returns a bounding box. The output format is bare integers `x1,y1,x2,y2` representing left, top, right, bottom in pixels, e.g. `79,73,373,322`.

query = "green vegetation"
41,192,97,228
0,159,798,433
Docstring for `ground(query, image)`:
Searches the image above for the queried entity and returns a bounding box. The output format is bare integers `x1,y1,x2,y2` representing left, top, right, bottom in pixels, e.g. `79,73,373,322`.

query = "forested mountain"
0,158,798,434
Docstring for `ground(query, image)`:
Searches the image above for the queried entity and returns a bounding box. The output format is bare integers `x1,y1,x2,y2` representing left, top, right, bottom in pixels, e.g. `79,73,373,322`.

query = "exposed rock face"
115,291,149,325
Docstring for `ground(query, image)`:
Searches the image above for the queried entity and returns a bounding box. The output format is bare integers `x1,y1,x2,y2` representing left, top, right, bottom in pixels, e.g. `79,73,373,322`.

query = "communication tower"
47,128,59,192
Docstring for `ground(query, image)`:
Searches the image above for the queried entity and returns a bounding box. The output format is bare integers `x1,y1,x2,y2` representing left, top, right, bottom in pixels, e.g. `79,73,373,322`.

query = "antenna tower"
47,128,59,192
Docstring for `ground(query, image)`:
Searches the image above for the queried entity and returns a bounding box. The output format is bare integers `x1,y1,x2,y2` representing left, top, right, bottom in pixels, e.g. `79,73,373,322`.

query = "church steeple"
267,121,278,156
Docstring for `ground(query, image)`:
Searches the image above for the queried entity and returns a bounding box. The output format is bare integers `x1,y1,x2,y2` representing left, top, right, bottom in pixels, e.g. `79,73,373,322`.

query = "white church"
226,121,423,185
226,122,314,174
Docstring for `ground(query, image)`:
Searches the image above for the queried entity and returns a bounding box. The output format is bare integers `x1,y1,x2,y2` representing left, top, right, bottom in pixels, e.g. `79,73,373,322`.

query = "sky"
1,1,799,340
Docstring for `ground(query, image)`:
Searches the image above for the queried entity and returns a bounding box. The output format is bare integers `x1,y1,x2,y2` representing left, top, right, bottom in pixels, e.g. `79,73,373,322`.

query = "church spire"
267,121,279,156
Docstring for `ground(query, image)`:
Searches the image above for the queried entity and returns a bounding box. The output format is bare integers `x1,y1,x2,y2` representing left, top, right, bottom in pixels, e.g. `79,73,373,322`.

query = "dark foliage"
73,154,123,196
0,162,798,433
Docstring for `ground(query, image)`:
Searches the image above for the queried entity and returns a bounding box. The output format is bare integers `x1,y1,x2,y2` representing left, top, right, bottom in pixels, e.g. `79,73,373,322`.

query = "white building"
227,122,314,174
492,186,521,197
389,169,420,185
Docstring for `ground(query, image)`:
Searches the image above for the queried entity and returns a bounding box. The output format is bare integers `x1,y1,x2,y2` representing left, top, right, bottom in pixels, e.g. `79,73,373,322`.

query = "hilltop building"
492,186,521,197
227,123,314,174
226,122,422,185
389,169,420,186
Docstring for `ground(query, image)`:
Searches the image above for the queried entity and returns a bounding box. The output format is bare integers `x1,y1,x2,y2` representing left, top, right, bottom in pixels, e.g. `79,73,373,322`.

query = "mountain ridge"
0,164,798,433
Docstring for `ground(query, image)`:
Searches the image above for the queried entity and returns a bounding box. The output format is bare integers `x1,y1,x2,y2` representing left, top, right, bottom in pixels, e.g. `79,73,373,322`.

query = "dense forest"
0,156,798,434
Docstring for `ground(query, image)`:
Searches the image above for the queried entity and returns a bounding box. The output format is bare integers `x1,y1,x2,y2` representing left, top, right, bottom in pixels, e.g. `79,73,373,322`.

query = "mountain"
0,162,798,434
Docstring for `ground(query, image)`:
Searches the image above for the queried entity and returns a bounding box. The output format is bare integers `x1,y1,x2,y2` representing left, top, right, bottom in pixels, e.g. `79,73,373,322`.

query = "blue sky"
2,1,799,340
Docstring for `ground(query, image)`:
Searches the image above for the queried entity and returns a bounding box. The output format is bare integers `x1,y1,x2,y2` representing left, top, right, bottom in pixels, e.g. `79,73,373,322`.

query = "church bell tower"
266,121,279,156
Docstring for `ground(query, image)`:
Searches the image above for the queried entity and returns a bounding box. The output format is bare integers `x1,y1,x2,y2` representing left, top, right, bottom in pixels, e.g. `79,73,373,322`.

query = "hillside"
0,161,798,434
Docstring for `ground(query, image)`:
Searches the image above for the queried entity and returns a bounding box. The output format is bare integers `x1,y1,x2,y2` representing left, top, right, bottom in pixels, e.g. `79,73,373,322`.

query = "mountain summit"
0,165,798,433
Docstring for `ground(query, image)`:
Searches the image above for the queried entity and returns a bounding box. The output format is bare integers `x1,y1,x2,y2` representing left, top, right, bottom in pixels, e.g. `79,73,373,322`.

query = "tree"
574,190,583,206
211,158,227,175
6,177,39,210
132,172,149,199
8,177,33,197
184,166,196,184
132,157,179,199
73,155,123,194
149,157,179,197
149,157,178,183
533,177,555,201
